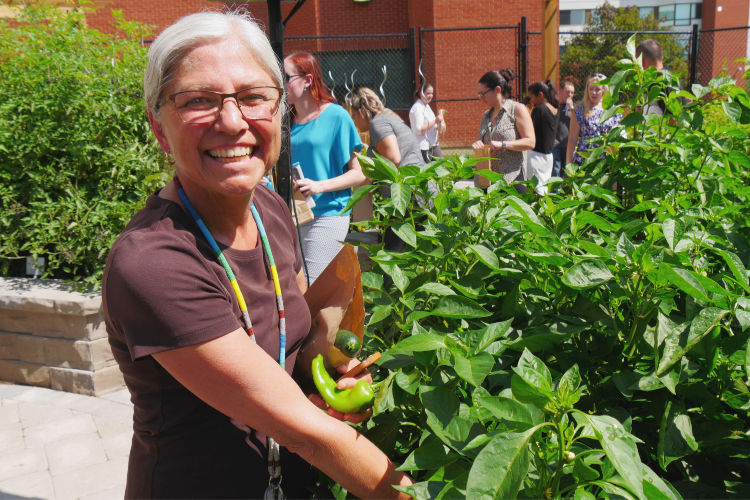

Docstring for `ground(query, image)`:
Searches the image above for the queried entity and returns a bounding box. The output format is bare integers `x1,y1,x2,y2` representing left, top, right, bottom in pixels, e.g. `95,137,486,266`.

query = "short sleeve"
103,231,240,360
368,115,394,147
328,105,363,173
409,102,424,137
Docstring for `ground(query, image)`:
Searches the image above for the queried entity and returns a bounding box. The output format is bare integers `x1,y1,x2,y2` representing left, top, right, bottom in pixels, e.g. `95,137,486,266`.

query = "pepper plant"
342,37,750,499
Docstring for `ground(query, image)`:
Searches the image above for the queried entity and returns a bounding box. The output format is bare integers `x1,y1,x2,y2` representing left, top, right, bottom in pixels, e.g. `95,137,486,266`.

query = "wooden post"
542,0,559,84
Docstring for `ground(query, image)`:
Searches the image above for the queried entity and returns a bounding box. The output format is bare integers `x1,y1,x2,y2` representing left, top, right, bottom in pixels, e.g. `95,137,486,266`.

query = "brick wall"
699,0,748,87
82,0,548,148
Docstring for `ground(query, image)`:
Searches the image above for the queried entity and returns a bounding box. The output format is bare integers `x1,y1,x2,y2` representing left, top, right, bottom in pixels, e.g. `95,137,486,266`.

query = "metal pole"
267,0,292,206
409,27,417,96
689,23,699,87
520,16,528,99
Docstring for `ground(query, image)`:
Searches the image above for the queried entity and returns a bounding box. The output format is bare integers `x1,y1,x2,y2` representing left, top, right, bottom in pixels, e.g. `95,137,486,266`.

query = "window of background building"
560,9,587,25
639,6,655,19
659,4,675,26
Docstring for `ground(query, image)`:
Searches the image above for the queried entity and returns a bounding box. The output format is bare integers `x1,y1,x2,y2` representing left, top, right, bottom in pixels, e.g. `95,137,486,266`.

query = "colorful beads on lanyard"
174,178,287,498
174,179,286,368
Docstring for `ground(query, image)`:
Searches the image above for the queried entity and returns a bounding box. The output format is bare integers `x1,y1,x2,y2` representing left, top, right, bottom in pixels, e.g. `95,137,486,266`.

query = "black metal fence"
284,31,416,111
285,23,749,107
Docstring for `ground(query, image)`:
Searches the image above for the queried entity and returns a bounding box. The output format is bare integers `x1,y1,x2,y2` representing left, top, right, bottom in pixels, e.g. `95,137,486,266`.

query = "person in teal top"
290,103,362,217
285,52,366,284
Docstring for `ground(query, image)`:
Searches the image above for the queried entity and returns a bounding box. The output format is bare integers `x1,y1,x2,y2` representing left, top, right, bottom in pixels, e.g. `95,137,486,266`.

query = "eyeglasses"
165,87,283,124
285,73,306,82
477,88,493,98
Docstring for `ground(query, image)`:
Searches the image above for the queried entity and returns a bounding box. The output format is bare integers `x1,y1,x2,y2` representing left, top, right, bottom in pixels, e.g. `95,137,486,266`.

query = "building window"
560,9,587,25
659,5,675,26
675,3,692,25
639,7,655,19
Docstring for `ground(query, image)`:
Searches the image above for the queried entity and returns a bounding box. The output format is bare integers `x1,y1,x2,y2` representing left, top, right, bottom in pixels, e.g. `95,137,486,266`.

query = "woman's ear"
148,109,172,154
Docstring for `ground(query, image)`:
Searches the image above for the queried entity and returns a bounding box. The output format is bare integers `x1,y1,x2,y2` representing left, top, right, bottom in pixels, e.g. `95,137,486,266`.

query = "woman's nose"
215,98,248,132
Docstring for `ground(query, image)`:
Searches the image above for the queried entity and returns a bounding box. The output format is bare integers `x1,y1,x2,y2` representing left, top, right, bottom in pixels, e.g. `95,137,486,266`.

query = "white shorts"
526,150,553,195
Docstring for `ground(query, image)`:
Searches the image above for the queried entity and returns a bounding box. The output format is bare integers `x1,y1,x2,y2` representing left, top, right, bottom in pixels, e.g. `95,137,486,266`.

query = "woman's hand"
472,140,485,150
309,357,374,423
488,140,504,151
295,178,326,196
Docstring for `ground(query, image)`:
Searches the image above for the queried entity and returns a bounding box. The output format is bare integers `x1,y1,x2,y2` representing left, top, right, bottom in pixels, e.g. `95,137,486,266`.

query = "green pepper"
334,329,361,358
311,354,375,414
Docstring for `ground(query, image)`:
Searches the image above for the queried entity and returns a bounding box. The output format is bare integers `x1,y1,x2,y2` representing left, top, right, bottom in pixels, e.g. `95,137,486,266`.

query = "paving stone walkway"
0,383,132,500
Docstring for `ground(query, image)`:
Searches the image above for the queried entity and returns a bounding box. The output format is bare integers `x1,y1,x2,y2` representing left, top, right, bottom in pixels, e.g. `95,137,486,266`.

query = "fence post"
410,27,417,96
689,23,699,87
520,16,528,99
268,0,291,205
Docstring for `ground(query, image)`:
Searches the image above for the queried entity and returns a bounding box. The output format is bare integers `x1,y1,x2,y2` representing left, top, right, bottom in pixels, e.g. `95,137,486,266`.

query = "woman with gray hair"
102,10,412,499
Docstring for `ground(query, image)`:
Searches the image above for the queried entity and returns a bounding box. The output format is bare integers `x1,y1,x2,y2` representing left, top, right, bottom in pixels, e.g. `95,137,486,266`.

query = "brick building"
81,0,546,148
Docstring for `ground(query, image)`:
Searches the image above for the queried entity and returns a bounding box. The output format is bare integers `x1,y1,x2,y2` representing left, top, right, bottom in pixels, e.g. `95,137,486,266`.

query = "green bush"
346,37,750,499
0,5,168,288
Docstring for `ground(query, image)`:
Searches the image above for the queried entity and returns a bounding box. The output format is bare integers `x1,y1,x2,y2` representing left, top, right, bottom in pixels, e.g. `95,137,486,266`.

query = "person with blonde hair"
103,10,412,499
566,73,622,166
350,87,424,169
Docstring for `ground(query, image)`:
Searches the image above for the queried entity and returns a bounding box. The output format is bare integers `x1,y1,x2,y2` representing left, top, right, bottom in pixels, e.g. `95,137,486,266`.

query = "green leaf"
431,295,491,319
473,319,513,354
398,433,456,471
466,244,500,270
574,487,597,500
388,263,409,292
575,211,619,232
657,263,710,303
513,349,553,393
453,352,494,387
388,333,446,354
504,195,542,226
390,182,412,216
658,400,699,471
662,219,676,250
465,425,544,500
722,100,742,122
473,392,540,429
657,307,729,376
391,222,418,248
705,246,750,294
417,282,456,296
574,413,644,499
562,260,614,289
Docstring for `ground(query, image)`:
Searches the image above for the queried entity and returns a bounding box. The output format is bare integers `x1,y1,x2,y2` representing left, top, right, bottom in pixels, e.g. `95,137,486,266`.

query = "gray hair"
144,9,285,116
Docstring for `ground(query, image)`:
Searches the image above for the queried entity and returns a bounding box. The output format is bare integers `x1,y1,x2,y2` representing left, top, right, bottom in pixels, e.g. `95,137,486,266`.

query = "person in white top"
409,83,444,163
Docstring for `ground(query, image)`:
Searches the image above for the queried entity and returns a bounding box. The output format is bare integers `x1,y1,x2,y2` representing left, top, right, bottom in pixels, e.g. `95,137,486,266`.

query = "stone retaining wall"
0,277,124,396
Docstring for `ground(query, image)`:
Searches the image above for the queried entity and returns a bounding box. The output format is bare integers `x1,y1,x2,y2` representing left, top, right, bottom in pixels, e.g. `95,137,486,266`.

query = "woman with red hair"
284,52,366,284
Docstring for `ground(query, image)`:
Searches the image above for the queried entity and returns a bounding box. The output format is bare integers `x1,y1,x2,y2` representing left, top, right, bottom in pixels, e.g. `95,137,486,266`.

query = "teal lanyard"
173,178,287,497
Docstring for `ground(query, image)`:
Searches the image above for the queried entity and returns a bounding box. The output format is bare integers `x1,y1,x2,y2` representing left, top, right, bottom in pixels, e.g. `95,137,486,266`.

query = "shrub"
0,4,168,288
346,37,750,499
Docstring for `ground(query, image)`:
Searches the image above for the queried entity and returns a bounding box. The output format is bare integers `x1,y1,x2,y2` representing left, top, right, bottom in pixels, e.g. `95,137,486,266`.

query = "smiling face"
149,37,280,199
421,85,434,103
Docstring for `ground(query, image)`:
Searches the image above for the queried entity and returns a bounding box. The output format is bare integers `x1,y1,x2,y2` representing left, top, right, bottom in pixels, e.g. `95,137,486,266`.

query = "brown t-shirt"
102,186,314,498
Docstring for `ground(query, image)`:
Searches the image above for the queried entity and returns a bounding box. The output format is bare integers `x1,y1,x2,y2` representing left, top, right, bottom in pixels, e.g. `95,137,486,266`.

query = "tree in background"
0,4,167,288
560,1,689,100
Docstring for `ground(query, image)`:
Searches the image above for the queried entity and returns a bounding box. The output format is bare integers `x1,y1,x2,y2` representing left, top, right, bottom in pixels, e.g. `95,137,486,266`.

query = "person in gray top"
350,87,425,252
350,87,424,168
